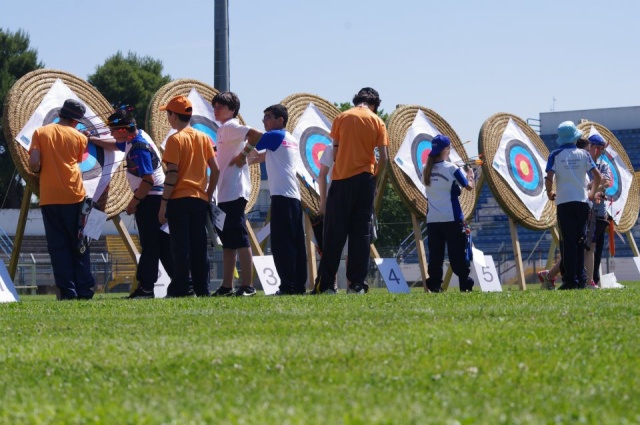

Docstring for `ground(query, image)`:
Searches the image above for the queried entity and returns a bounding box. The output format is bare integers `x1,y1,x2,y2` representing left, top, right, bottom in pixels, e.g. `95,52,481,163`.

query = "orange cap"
159,95,193,115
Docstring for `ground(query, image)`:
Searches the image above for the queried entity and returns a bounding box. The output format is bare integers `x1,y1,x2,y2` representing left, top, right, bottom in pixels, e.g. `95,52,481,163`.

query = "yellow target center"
520,161,530,176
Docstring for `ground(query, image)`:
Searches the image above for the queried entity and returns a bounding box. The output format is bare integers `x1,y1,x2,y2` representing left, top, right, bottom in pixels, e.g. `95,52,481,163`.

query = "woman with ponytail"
422,135,475,292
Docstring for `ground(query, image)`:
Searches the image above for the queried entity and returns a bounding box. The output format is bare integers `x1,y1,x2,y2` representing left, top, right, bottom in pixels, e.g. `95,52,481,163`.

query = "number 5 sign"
252,256,280,296
470,247,502,292
374,258,411,294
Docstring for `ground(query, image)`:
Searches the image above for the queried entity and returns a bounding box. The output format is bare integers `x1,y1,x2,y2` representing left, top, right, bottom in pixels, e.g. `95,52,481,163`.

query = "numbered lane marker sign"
252,256,280,296
374,258,411,294
0,260,20,303
469,248,502,292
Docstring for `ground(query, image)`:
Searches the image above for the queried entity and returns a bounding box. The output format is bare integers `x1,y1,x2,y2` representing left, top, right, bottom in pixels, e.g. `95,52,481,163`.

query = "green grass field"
2,284,640,425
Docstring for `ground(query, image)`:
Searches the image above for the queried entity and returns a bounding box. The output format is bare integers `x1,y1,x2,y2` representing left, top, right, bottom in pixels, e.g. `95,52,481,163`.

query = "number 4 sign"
252,256,280,296
374,258,411,294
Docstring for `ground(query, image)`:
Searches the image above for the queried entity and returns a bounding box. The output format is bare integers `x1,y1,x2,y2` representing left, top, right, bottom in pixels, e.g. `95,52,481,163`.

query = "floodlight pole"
214,0,230,91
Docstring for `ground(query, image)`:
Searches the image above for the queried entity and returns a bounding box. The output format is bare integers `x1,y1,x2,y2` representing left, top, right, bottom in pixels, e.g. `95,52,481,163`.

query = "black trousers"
593,217,609,284
316,172,374,291
557,201,590,289
42,203,95,299
166,197,209,296
425,221,473,292
135,195,174,291
270,196,307,294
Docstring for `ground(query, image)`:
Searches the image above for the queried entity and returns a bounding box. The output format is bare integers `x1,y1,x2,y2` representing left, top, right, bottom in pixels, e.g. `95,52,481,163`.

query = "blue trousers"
270,195,307,294
135,195,174,291
166,197,209,296
42,203,95,299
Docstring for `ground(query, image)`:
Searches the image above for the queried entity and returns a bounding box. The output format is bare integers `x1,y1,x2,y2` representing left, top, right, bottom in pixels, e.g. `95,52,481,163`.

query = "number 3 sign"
252,256,281,296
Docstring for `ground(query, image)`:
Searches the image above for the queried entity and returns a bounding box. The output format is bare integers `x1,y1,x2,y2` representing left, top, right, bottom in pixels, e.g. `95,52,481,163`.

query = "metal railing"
0,223,13,256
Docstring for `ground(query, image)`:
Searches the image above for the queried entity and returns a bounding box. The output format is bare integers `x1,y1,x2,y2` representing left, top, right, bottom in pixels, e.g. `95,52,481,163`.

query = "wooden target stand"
2,68,136,289
475,113,562,291
386,105,479,292
277,92,388,290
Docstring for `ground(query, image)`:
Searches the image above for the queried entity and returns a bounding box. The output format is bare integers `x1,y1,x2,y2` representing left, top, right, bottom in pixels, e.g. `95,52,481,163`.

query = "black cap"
59,99,86,121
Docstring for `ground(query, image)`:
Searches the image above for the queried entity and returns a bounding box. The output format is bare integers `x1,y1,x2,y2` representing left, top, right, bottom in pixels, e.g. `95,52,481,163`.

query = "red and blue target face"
44,108,104,180
300,126,331,179
410,133,434,176
601,153,622,201
505,139,543,196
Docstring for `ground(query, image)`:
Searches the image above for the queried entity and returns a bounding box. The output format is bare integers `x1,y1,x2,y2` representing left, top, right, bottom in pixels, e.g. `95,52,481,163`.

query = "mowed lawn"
1,284,639,425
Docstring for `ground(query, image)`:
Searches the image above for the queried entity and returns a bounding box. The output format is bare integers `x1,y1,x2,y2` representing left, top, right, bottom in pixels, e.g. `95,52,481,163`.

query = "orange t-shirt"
29,123,87,206
162,127,216,201
330,106,388,180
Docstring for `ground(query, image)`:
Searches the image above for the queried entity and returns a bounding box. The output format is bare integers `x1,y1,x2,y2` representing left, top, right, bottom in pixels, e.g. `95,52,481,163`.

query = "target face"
189,115,218,176
43,107,104,180
504,139,543,196
601,153,622,201
410,133,434,177
190,115,218,146
299,126,331,178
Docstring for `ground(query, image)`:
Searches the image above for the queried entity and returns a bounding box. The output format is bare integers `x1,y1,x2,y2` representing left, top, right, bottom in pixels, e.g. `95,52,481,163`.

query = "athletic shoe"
211,286,234,297
309,287,337,295
165,288,196,298
319,288,337,295
537,270,556,290
234,286,256,297
587,281,599,290
128,288,154,299
347,282,369,294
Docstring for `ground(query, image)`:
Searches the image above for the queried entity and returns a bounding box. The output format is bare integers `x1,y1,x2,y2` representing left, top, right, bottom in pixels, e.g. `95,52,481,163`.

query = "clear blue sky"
3,0,639,157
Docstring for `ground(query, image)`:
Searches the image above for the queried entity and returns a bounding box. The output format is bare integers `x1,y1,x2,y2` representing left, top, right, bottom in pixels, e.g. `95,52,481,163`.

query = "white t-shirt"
546,144,596,205
216,119,252,203
424,160,468,223
319,144,335,188
256,129,300,199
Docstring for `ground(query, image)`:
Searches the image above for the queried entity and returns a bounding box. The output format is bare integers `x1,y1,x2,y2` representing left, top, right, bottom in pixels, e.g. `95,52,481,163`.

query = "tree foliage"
88,51,171,130
0,28,44,208
333,101,411,252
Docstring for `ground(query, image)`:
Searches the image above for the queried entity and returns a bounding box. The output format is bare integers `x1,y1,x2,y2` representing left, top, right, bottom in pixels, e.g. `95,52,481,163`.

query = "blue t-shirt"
116,131,155,177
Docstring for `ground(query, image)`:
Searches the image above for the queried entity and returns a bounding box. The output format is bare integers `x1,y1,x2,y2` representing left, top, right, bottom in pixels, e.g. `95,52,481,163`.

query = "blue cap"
429,134,451,157
556,121,583,145
588,134,606,146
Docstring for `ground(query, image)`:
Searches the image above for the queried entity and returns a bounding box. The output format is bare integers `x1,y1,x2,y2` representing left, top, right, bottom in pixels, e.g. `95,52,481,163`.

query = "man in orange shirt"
28,99,96,300
158,95,220,297
314,87,389,294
